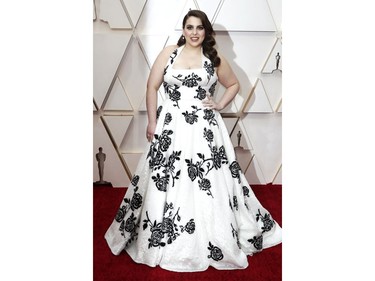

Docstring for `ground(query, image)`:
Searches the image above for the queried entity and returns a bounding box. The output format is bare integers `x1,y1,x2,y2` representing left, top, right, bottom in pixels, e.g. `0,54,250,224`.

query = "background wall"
93,0,282,187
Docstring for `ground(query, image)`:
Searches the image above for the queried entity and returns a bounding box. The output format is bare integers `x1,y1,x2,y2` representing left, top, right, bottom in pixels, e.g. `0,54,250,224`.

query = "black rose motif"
182,111,199,124
262,215,274,232
164,82,181,107
169,87,181,102
233,196,238,211
229,161,241,183
185,220,195,234
207,242,224,261
248,235,263,251
131,175,140,186
161,217,174,234
159,130,173,152
198,178,211,191
243,186,250,197
149,228,165,247
164,113,172,125
203,128,214,142
203,108,215,120
156,106,162,120
256,209,275,233
187,163,199,181
211,147,222,169
204,61,215,77
203,108,217,126
152,173,170,192
115,206,126,223
149,149,164,169
130,193,142,210
194,86,207,100
218,146,226,159
182,73,202,87
209,81,217,95
124,214,136,233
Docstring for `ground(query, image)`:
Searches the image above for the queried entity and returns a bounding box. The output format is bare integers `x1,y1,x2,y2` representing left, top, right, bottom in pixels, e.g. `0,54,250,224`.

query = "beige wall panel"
213,0,276,31
235,148,253,174
215,32,276,111
119,113,149,152
93,33,131,108
195,0,222,22
136,0,186,34
260,73,282,111
243,79,273,113
123,0,148,27
122,152,143,176
242,113,281,183
102,115,133,146
222,117,238,137
276,99,282,113
118,37,149,111
99,0,132,29
104,77,133,110
138,35,169,66
266,0,282,30
244,155,267,184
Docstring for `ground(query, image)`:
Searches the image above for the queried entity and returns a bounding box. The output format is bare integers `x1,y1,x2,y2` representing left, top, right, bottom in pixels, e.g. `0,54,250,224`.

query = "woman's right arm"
146,45,178,142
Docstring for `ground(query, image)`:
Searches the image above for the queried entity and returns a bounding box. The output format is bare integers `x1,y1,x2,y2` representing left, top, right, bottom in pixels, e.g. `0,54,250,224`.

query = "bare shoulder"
160,45,179,57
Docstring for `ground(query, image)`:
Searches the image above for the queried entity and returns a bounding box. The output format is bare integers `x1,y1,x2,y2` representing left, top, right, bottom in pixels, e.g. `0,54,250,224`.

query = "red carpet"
94,185,282,281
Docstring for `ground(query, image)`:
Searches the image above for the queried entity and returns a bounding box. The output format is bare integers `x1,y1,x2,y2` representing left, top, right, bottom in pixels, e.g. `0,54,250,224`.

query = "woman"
105,9,282,272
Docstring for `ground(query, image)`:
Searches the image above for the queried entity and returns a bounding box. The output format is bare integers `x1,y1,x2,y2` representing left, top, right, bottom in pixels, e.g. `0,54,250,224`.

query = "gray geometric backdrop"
93,0,282,187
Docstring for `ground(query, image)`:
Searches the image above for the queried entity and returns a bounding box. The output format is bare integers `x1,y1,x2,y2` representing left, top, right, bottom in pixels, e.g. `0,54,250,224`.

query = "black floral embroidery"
243,185,250,197
208,80,217,96
163,82,181,108
184,128,228,197
256,209,275,233
143,202,195,248
169,49,178,64
204,127,214,142
203,109,218,126
131,175,140,186
147,130,181,190
198,178,213,197
204,61,215,83
207,242,224,261
229,161,242,184
194,86,207,100
184,219,196,234
151,173,170,192
182,105,201,125
173,73,202,88
164,112,172,125
233,196,238,211
186,159,205,182
115,180,142,246
156,106,163,120
248,235,263,251
118,213,140,247
231,223,241,249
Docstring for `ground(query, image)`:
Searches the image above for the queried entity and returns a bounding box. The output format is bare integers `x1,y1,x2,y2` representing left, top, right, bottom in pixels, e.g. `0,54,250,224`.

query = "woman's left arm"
202,55,240,111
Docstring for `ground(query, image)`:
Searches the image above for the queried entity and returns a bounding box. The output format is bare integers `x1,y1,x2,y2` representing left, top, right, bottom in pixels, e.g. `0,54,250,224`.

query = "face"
183,16,205,47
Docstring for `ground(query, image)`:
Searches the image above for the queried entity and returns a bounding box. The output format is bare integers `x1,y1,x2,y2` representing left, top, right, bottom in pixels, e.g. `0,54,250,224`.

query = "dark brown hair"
177,10,221,67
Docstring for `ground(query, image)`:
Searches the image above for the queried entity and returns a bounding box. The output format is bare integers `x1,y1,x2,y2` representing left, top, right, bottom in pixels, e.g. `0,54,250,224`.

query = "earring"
182,35,185,40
